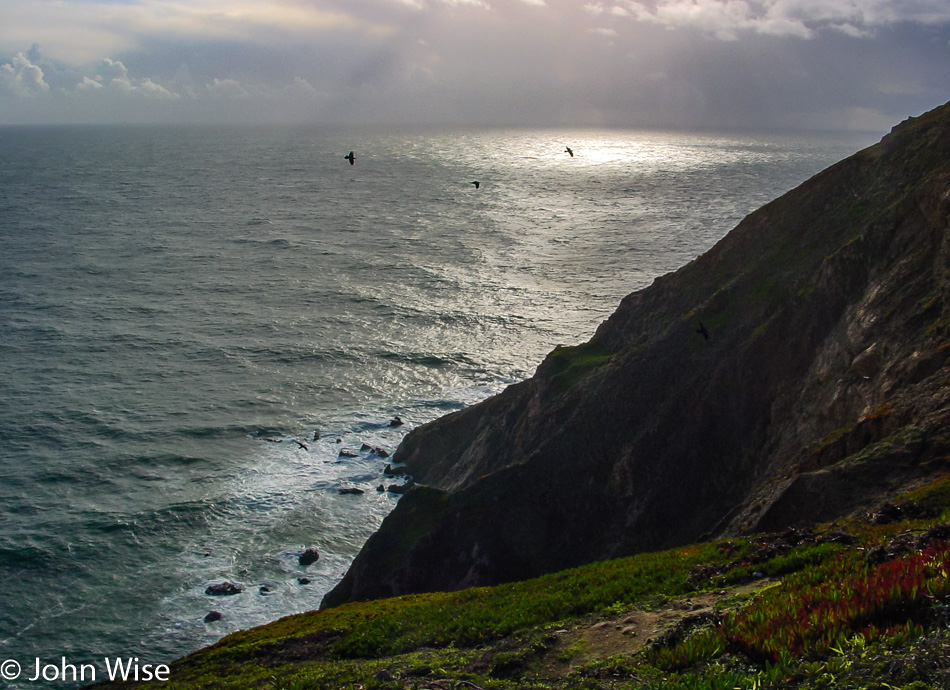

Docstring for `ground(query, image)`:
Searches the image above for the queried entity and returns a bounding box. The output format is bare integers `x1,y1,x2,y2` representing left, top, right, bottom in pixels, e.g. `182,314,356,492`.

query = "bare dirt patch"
537,580,773,677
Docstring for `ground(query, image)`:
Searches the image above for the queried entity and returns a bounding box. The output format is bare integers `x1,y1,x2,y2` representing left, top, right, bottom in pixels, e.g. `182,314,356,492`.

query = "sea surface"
0,124,875,687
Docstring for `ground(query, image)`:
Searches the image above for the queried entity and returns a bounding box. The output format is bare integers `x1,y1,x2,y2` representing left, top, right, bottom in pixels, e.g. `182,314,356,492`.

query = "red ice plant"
726,541,950,662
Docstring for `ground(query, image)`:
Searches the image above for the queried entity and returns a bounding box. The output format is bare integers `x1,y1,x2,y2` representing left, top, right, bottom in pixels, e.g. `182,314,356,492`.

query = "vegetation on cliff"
97,474,950,688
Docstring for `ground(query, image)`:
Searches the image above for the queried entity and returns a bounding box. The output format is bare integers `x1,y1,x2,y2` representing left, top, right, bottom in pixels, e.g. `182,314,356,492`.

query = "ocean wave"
90,499,225,536
0,544,56,571
231,235,292,248
127,453,208,466
175,424,274,440
227,344,362,365
374,350,485,370
377,352,456,368
418,399,468,413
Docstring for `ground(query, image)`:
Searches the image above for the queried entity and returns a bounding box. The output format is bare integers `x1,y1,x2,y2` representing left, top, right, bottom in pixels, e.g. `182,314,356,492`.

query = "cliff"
323,101,950,609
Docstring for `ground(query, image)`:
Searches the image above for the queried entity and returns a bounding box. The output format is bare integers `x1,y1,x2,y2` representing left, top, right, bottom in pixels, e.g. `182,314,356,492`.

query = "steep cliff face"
323,102,950,609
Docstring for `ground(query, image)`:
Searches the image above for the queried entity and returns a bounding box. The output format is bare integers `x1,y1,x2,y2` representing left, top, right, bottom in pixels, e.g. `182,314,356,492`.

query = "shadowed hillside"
324,100,950,608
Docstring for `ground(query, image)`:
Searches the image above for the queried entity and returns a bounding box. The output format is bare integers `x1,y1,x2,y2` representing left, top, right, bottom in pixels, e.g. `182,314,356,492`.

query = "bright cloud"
81,58,179,99
76,76,103,91
136,77,179,100
0,52,49,96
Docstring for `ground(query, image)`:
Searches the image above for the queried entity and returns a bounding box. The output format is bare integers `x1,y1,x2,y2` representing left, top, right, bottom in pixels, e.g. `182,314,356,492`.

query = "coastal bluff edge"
323,99,950,608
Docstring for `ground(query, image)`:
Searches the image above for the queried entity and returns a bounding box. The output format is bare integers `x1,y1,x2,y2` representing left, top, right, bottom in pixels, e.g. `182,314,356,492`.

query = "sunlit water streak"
0,124,874,687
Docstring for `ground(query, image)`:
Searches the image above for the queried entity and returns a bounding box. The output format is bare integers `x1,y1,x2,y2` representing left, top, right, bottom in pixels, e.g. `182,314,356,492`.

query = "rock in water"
299,548,320,566
205,582,243,596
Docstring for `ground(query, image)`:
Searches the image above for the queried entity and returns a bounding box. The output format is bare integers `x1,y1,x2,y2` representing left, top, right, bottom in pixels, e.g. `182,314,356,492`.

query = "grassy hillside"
98,472,950,689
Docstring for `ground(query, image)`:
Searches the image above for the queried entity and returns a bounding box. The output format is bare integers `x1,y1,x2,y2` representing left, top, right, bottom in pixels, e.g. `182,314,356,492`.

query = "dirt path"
537,580,774,676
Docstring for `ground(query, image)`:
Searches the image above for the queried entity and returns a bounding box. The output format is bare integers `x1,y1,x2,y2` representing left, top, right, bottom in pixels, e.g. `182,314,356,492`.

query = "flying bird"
696,323,710,341
565,146,574,157
344,151,355,165
471,181,480,189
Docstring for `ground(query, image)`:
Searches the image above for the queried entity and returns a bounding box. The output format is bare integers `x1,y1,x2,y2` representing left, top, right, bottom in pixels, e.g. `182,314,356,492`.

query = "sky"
1,0,949,130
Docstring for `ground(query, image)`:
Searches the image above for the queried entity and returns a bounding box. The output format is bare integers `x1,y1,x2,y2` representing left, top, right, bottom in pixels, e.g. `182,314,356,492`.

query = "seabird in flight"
565,146,574,157
344,151,355,165
471,181,480,189
696,323,710,341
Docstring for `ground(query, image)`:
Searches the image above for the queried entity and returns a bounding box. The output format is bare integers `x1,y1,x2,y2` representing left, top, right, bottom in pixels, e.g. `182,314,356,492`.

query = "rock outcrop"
323,101,950,609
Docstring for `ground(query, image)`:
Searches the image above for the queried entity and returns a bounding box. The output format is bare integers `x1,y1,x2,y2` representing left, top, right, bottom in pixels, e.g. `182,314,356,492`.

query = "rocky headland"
323,100,950,609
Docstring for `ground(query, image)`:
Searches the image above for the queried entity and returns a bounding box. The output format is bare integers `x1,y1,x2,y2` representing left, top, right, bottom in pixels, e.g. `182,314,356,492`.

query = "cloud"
96,57,132,87
283,76,333,107
76,76,103,91
0,0,391,66
81,58,179,99
137,77,179,100
605,0,812,39
384,0,490,8
0,52,50,96
598,0,950,40
0,0,947,129
285,76,318,99
206,78,249,99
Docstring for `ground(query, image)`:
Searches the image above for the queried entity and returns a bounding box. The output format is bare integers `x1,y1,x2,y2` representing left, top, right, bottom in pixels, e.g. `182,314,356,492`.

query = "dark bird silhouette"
565,146,574,157
344,151,355,165
294,440,310,451
696,323,710,341
471,181,480,189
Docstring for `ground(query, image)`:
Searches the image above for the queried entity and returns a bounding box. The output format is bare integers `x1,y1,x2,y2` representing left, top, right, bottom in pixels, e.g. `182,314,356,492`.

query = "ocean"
0,124,874,687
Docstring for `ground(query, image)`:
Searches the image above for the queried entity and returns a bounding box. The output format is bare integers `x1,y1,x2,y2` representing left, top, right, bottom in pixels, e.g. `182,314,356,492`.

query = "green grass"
99,474,950,690
543,339,616,391
900,473,950,518
234,540,730,662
